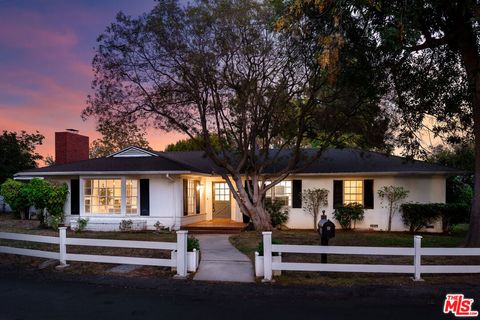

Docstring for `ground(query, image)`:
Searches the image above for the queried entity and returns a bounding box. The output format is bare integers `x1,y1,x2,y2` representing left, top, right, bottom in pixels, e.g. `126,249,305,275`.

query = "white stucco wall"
63,175,190,231
53,172,446,232
286,174,446,232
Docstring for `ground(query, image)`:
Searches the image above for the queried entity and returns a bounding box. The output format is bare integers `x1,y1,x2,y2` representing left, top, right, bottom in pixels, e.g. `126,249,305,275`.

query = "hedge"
400,203,469,233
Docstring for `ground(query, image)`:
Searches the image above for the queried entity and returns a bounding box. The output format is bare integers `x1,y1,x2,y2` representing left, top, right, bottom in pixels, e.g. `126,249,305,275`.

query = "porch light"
196,183,204,191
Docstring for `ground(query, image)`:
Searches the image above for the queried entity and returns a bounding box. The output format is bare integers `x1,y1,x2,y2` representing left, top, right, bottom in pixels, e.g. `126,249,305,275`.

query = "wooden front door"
212,182,231,219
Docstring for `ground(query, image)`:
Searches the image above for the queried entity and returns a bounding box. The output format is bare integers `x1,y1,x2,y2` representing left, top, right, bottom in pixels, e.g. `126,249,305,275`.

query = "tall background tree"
0,130,44,183
84,0,390,230
89,121,151,158
279,0,480,246
165,135,221,152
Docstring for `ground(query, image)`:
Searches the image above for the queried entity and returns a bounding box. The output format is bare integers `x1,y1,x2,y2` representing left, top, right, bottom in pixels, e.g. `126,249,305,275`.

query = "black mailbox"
317,211,335,263
318,219,335,239
318,214,335,240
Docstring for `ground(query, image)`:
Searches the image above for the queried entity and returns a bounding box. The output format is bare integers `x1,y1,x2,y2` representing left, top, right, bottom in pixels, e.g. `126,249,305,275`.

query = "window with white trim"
126,179,138,214
343,180,363,205
83,178,139,215
265,180,292,207
84,179,122,214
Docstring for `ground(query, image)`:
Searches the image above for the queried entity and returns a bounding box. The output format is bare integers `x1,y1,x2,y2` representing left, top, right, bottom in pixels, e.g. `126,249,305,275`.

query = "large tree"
165,134,222,152
281,1,480,245
0,131,44,183
84,0,389,230
89,120,151,158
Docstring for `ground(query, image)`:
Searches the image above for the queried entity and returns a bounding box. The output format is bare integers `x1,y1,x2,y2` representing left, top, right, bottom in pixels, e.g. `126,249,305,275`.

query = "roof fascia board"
108,146,158,158
286,171,464,176
15,171,195,176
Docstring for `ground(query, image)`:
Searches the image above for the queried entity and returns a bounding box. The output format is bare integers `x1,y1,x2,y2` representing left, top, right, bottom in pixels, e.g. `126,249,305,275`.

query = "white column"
413,235,423,281
176,230,188,277
263,231,272,282
59,227,67,266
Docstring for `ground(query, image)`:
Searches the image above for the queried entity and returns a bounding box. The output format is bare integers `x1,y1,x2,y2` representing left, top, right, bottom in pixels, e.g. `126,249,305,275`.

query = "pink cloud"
0,3,183,162
0,12,78,51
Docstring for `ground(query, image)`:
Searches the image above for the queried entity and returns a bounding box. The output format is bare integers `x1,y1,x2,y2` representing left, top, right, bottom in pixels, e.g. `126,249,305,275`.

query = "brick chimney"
55,130,89,165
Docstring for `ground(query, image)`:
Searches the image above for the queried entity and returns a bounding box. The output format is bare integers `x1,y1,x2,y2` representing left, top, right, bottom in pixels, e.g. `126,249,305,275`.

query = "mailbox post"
317,210,335,263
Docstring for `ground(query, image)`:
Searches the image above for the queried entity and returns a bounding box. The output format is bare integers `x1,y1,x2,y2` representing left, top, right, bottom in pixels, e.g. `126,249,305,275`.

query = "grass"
0,214,177,278
230,229,480,287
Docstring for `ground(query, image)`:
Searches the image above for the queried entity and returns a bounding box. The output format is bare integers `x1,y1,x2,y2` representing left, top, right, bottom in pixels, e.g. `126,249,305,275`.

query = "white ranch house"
14,132,461,232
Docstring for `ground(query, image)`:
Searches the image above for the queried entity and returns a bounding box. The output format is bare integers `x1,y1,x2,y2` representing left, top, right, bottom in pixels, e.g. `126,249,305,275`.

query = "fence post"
413,235,423,281
262,231,272,282
58,227,67,266
175,230,188,278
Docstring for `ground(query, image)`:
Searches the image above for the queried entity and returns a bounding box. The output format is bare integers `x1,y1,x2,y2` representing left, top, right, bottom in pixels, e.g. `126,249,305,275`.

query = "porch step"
181,226,246,234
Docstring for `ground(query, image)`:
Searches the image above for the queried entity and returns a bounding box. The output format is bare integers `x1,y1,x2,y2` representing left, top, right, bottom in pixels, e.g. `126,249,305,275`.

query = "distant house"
14,131,461,232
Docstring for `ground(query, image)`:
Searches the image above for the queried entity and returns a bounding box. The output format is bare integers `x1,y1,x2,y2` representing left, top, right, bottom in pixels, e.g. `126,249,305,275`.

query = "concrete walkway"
193,234,254,283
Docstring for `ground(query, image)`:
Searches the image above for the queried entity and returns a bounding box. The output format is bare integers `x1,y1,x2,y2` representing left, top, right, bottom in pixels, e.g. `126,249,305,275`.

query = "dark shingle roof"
17,155,194,174
16,148,462,176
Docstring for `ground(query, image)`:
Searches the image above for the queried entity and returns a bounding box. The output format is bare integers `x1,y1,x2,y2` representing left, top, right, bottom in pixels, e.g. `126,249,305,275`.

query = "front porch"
181,219,247,234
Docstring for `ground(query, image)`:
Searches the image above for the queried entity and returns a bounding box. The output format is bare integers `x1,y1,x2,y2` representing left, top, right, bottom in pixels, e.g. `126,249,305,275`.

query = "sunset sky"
0,0,184,162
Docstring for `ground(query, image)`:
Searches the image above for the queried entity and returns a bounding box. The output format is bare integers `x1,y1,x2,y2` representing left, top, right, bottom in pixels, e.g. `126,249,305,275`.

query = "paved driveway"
193,234,254,282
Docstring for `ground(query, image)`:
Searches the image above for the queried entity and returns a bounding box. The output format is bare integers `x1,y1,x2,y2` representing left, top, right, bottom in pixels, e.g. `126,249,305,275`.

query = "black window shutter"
292,179,302,208
70,179,79,215
183,179,188,216
363,179,374,209
195,180,200,214
140,179,150,216
333,180,344,209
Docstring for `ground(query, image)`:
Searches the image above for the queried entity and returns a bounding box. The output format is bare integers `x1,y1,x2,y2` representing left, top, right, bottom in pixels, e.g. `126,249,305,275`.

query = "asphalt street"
0,266,478,320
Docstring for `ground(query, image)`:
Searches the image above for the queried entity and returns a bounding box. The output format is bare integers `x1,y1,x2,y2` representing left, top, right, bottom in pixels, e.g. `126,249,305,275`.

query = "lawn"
230,229,480,286
0,214,178,278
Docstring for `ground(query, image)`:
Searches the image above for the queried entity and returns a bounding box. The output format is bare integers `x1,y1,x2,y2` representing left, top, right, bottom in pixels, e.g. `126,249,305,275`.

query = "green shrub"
187,236,200,251
400,203,470,233
265,199,289,227
75,218,89,233
400,203,441,232
1,178,68,226
446,176,473,206
24,178,52,226
0,179,30,219
256,239,282,256
119,219,133,231
439,203,470,233
333,203,365,230
49,215,63,231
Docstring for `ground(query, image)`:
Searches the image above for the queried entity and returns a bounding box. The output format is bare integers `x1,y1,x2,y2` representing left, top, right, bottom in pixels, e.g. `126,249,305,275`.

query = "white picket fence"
0,227,189,277
261,231,480,281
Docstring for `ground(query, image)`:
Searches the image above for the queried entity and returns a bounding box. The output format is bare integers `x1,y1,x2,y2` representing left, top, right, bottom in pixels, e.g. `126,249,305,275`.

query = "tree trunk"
456,16,480,247
224,175,273,231
387,205,393,232
249,203,273,231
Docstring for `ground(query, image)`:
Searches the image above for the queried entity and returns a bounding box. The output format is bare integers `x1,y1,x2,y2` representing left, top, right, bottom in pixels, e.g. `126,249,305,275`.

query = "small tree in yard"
0,178,68,229
378,186,410,232
0,179,30,219
302,188,329,231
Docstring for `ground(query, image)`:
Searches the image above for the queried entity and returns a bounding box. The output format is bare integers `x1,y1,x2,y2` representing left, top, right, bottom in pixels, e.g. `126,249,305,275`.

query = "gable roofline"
107,146,159,158
13,147,463,177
